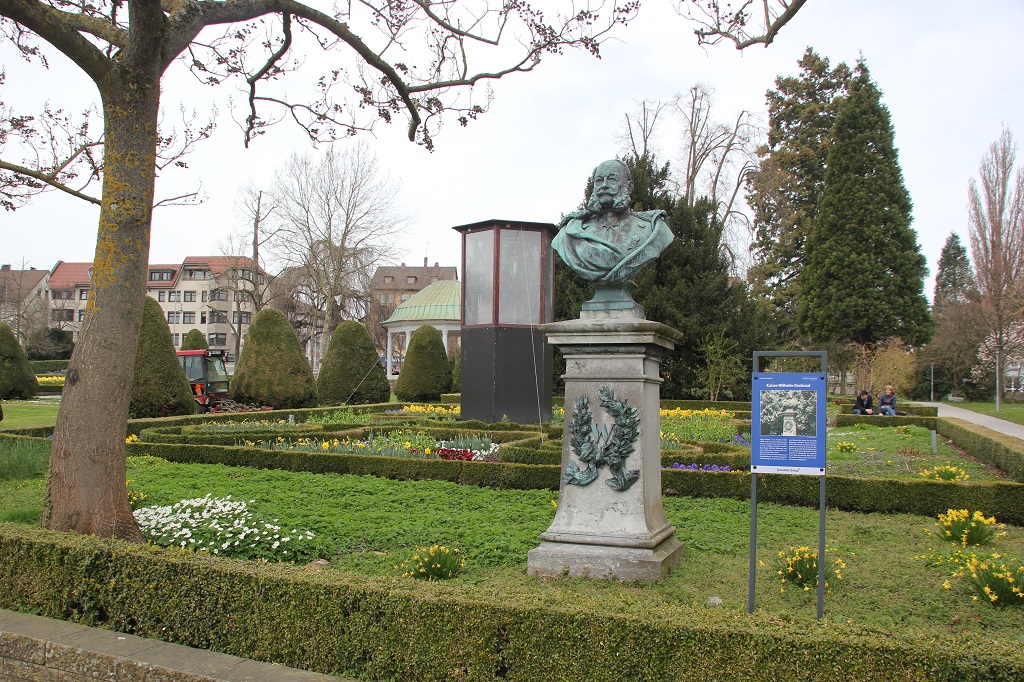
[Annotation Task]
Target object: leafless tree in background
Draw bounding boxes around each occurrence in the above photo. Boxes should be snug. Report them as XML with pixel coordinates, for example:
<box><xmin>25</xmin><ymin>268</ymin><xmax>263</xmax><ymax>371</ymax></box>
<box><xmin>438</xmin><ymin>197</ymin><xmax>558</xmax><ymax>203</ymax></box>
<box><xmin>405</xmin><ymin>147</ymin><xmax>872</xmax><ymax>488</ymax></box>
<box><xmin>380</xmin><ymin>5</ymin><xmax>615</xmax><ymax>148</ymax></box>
<box><xmin>267</xmin><ymin>142</ymin><xmax>408</xmax><ymax>368</ymax></box>
<box><xmin>231</xmin><ymin>182</ymin><xmax>280</xmax><ymax>314</ymax></box>
<box><xmin>674</xmin><ymin>85</ymin><xmax>760</xmax><ymax>274</ymax></box>
<box><xmin>968</xmin><ymin>128</ymin><xmax>1024</xmax><ymax>395</ymax></box>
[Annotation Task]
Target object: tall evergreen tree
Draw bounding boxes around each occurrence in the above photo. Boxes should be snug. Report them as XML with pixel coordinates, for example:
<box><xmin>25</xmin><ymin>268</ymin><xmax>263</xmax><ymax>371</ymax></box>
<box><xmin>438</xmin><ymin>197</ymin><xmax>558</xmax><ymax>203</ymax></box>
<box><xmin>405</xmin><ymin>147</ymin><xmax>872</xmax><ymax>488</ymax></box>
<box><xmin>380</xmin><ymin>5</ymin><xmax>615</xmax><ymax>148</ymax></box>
<box><xmin>747</xmin><ymin>48</ymin><xmax>851</xmax><ymax>333</ymax></box>
<box><xmin>798</xmin><ymin>61</ymin><xmax>933</xmax><ymax>347</ymax></box>
<box><xmin>926</xmin><ymin>232</ymin><xmax>983</xmax><ymax>398</ymax></box>
<box><xmin>934</xmin><ymin>233</ymin><xmax>977</xmax><ymax>304</ymax></box>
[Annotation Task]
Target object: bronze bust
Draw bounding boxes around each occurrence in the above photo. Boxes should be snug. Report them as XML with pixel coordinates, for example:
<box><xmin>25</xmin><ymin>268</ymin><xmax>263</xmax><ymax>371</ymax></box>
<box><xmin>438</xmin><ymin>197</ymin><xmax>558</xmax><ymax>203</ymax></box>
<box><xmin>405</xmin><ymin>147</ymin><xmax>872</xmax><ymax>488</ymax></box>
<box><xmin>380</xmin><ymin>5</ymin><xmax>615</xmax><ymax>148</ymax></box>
<box><xmin>553</xmin><ymin>159</ymin><xmax>674</xmax><ymax>288</ymax></box>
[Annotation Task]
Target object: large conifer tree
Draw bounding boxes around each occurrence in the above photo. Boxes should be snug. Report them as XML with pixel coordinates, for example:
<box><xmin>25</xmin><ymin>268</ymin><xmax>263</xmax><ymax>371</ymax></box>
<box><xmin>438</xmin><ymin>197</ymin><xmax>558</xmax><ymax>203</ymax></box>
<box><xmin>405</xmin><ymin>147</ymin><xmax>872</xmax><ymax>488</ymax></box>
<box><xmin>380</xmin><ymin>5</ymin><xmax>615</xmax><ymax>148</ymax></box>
<box><xmin>798</xmin><ymin>62</ymin><xmax>933</xmax><ymax>347</ymax></box>
<box><xmin>747</xmin><ymin>48</ymin><xmax>851</xmax><ymax>333</ymax></box>
<box><xmin>934</xmin><ymin>233</ymin><xmax>977</xmax><ymax>304</ymax></box>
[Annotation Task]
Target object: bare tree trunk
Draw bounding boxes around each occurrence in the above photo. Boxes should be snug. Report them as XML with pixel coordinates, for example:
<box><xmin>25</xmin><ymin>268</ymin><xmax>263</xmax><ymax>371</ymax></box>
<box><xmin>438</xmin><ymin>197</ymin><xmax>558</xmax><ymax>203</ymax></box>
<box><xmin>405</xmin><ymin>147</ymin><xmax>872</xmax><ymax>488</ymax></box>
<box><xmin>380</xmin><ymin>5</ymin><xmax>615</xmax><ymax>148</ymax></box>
<box><xmin>44</xmin><ymin>73</ymin><xmax>159</xmax><ymax>541</ymax></box>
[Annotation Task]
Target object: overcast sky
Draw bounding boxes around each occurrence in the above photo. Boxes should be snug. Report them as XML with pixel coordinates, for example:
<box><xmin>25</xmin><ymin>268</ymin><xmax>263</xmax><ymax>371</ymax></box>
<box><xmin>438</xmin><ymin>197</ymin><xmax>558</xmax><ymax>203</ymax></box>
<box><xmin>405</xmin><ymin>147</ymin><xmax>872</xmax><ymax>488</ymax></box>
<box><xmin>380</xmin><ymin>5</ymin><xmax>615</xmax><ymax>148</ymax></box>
<box><xmin>3</xmin><ymin>1</ymin><xmax>1023</xmax><ymax>301</ymax></box>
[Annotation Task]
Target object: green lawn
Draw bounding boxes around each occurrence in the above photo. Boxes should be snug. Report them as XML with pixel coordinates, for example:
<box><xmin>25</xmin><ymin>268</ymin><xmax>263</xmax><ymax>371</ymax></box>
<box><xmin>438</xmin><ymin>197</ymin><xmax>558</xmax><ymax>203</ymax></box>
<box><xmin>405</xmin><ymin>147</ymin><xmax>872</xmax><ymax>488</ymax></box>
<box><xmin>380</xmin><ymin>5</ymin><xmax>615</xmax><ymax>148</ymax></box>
<box><xmin>946</xmin><ymin>401</ymin><xmax>1024</xmax><ymax>426</ymax></box>
<box><xmin>3</xmin><ymin>454</ymin><xmax>1022</xmax><ymax>648</ymax></box>
<box><xmin>0</xmin><ymin>399</ymin><xmax>61</xmax><ymax>429</ymax></box>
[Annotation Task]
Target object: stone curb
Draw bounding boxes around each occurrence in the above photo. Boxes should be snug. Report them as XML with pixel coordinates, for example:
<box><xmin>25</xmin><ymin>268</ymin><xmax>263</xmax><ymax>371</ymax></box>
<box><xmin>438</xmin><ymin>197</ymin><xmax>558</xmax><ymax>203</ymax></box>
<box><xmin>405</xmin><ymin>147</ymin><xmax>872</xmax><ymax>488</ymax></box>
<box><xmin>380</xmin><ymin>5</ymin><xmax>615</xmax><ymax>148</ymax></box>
<box><xmin>0</xmin><ymin>609</ymin><xmax>349</xmax><ymax>681</ymax></box>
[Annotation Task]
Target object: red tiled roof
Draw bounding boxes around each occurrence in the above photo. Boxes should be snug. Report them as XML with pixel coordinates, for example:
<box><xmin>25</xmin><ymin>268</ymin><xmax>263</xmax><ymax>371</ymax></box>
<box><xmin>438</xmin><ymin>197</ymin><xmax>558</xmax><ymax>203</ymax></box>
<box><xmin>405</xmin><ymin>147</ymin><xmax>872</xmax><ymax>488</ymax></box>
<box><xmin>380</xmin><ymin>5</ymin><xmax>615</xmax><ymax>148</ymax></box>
<box><xmin>183</xmin><ymin>256</ymin><xmax>258</xmax><ymax>277</ymax></box>
<box><xmin>47</xmin><ymin>262</ymin><xmax>93</xmax><ymax>290</ymax></box>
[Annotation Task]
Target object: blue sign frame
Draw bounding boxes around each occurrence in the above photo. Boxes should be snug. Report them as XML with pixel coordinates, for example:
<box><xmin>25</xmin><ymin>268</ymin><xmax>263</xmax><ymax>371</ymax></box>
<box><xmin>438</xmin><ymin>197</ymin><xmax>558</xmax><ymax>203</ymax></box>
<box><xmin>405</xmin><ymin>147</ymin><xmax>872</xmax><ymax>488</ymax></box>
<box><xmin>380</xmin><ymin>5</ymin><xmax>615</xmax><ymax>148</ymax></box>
<box><xmin>751</xmin><ymin>372</ymin><xmax>827</xmax><ymax>475</ymax></box>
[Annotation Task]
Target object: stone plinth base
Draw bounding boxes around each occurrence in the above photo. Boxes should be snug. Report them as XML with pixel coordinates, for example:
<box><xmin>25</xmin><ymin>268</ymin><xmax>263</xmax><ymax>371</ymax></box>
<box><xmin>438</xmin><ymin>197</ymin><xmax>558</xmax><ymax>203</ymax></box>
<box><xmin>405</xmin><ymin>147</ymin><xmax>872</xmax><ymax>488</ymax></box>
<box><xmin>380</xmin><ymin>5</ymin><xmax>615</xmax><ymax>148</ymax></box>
<box><xmin>527</xmin><ymin>537</ymin><xmax>685</xmax><ymax>581</ymax></box>
<box><xmin>527</xmin><ymin>316</ymin><xmax>684</xmax><ymax>581</ymax></box>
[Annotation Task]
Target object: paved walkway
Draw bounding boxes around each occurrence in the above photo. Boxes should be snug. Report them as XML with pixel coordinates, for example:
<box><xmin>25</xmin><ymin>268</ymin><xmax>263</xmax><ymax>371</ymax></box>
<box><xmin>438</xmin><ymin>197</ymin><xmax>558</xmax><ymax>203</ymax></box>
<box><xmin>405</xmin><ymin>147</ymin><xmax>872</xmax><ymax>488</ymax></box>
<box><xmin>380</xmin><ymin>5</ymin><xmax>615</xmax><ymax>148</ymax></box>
<box><xmin>914</xmin><ymin>402</ymin><xmax>1024</xmax><ymax>441</ymax></box>
<box><xmin>0</xmin><ymin>608</ymin><xmax>351</xmax><ymax>681</ymax></box>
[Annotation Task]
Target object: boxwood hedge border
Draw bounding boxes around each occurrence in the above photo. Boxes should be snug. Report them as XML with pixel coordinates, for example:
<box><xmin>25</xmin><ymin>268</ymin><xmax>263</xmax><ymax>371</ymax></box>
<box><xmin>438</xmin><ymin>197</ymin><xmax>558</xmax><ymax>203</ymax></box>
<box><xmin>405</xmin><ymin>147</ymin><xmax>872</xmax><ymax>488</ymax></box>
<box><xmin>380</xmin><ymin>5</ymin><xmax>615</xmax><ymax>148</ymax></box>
<box><xmin>0</xmin><ymin>523</ymin><xmax>1020</xmax><ymax>682</ymax></box>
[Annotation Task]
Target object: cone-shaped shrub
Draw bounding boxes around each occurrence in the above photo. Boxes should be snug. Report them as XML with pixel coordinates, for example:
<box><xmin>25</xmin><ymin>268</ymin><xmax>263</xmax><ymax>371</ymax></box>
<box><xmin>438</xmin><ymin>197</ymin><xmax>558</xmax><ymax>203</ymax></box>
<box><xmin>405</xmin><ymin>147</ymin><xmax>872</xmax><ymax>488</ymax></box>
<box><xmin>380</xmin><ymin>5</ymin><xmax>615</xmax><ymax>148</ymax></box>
<box><xmin>0</xmin><ymin>323</ymin><xmax>39</xmax><ymax>400</ymax></box>
<box><xmin>130</xmin><ymin>297</ymin><xmax>194</xmax><ymax>418</ymax></box>
<box><xmin>232</xmin><ymin>308</ymin><xmax>317</xmax><ymax>409</ymax></box>
<box><xmin>395</xmin><ymin>324</ymin><xmax>451</xmax><ymax>402</ymax></box>
<box><xmin>180</xmin><ymin>328</ymin><xmax>209</xmax><ymax>350</ymax></box>
<box><xmin>317</xmin><ymin>320</ymin><xmax>390</xmax><ymax>405</ymax></box>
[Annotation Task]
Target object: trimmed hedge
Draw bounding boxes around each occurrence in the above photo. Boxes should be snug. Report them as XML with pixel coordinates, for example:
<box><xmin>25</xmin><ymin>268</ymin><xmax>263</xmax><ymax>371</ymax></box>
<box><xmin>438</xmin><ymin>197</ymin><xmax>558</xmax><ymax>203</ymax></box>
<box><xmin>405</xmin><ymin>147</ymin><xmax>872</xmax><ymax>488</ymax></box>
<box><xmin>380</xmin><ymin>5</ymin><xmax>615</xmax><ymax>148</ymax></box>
<box><xmin>232</xmin><ymin>308</ymin><xmax>317</xmax><ymax>409</ymax></box>
<box><xmin>394</xmin><ymin>325</ymin><xmax>452</xmax><ymax>402</ymax></box>
<box><xmin>938</xmin><ymin>417</ymin><xmax>1024</xmax><ymax>483</ymax></box>
<box><xmin>180</xmin><ymin>329</ymin><xmax>208</xmax><ymax>350</ymax></box>
<box><xmin>661</xmin><ymin>470</ymin><xmax>1024</xmax><ymax>525</ymax></box>
<box><xmin>122</xmin><ymin>437</ymin><xmax>1024</xmax><ymax>525</ymax></box>
<box><xmin>316</xmin><ymin>321</ymin><xmax>390</xmax><ymax>406</ymax></box>
<box><xmin>0</xmin><ymin>524</ymin><xmax>1021</xmax><ymax>681</ymax></box>
<box><xmin>660</xmin><ymin>399</ymin><xmax>752</xmax><ymax>411</ymax></box>
<box><xmin>126</xmin><ymin>441</ymin><xmax>559</xmax><ymax>490</ymax></box>
<box><xmin>838</xmin><ymin>403</ymin><xmax>938</xmax><ymax>416</ymax></box>
<box><xmin>835</xmin><ymin>414</ymin><xmax>937</xmax><ymax>430</ymax></box>
<box><xmin>129</xmin><ymin>297</ymin><xmax>194</xmax><ymax>419</ymax></box>
<box><xmin>29</xmin><ymin>360</ymin><xmax>69</xmax><ymax>373</ymax></box>
<box><xmin>0</xmin><ymin>323</ymin><xmax>38</xmax><ymax>400</ymax></box>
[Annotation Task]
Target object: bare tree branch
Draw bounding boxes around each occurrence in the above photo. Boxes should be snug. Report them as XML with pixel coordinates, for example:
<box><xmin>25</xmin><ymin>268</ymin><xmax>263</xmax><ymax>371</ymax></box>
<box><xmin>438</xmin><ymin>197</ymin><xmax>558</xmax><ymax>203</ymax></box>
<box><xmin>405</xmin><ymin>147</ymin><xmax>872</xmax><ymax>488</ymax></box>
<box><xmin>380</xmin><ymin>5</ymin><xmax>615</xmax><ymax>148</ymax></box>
<box><xmin>677</xmin><ymin>0</ymin><xmax>808</xmax><ymax>50</ymax></box>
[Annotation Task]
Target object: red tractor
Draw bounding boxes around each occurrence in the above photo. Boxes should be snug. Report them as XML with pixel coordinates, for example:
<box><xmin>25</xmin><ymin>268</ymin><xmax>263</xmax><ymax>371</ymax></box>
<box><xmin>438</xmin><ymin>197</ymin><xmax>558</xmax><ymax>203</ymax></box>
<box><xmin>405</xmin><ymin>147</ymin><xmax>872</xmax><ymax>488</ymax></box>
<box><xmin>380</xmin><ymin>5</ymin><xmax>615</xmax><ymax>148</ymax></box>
<box><xmin>177</xmin><ymin>349</ymin><xmax>231</xmax><ymax>412</ymax></box>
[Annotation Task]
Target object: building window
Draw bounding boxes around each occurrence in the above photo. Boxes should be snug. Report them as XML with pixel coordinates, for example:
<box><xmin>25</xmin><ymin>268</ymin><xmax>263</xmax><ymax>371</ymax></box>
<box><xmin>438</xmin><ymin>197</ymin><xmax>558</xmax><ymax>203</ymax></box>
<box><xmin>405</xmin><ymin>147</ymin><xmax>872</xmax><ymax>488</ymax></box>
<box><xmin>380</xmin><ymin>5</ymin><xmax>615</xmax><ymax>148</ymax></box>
<box><xmin>184</xmin><ymin>291</ymin><xmax>196</xmax><ymax>302</ymax></box>
<box><xmin>51</xmin><ymin>309</ymin><xmax>73</xmax><ymax>322</ymax></box>
<box><xmin>158</xmin><ymin>291</ymin><xmax>165</xmax><ymax>302</ymax></box>
<box><xmin>384</xmin><ymin>275</ymin><xmax>393</xmax><ymax>284</ymax></box>
<box><xmin>79</xmin><ymin>289</ymin><xmax>88</xmax><ymax>300</ymax></box>
<box><xmin>183</xmin><ymin>312</ymin><xmax>195</xmax><ymax>324</ymax></box>
<box><xmin>167</xmin><ymin>311</ymin><xmax>181</xmax><ymax>324</ymax></box>
<box><xmin>210</xmin><ymin>310</ymin><xmax>228</xmax><ymax>324</ymax></box>
<box><xmin>379</xmin><ymin>293</ymin><xmax>394</xmax><ymax>305</ymax></box>
<box><xmin>232</xmin><ymin>311</ymin><xmax>252</xmax><ymax>325</ymax></box>
<box><xmin>432</xmin><ymin>276</ymin><xmax>439</xmax><ymax>282</ymax></box>
<box><xmin>52</xmin><ymin>290</ymin><xmax>73</xmax><ymax>300</ymax></box>
<box><xmin>209</xmin><ymin>333</ymin><xmax>227</xmax><ymax>346</ymax></box>
<box><xmin>401</xmin><ymin>293</ymin><xmax>411</xmax><ymax>302</ymax></box>
<box><xmin>173</xmin><ymin>333</ymin><xmax>180</xmax><ymax>346</ymax></box>
<box><xmin>168</xmin><ymin>291</ymin><xmax>181</xmax><ymax>302</ymax></box>
<box><xmin>200</xmin><ymin>311</ymin><xmax>207</xmax><ymax>324</ymax></box>
<box><xmin>212</xmin><ymin>289</ymin><xmax>228</xmax><ymax>301</ymax></box>
<box><xmin>407</xmin><ymin>276</ymin><xmax>417</xmax><ymax>284</ymax></box>
<box><xmin>201</xmin><ymin>291</ymin><xmax>208</xmax><ymax>303</ymax></box>
<box><xmin>149</xmin><ymin>270</ymin><xmax>172</xmax><ymax>281</ymax></box>
<box><xmin>78</xmin><ymin>310</ymin><xmax>87</xmax><ymax>322</ymax></box>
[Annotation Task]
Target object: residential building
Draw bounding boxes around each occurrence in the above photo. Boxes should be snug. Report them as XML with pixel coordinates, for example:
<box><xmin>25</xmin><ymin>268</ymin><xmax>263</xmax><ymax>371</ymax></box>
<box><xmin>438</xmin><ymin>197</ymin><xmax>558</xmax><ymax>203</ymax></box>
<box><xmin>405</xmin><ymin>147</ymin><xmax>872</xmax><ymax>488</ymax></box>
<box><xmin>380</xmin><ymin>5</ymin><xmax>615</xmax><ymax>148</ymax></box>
<box><xmin>369</xmin><ymin>258</ymin><xmax>458</xmax><ymax>309</ymax></box>
<box><xmin>45</xmin><ymin>262</ymin><xmax>93</xmax><ymax>341</ymax></box>
<box><xmin>0</xmin><ymin>264</ymin><xmax>50</xmax><ymax>345</ymax></box>
<box><xmin>34</xmin><ymin>257</ymin><xmax>266</xmax><ymax>359</ymax></box>
<box><xmin>147</xmin><ymin>256</ymin><xmax>268</xmax><ymax>359</ymax></box>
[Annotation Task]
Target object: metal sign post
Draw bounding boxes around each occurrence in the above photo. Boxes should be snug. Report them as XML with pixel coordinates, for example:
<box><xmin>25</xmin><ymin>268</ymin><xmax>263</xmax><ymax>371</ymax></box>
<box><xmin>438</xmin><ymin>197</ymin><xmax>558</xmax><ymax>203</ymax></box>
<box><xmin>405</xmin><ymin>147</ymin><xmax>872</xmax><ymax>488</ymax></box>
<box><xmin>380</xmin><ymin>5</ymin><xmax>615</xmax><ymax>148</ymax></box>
<box><xmin>748</xmin><ymin>351</ymin><xmax>828</xmax><ymax>620</ymax></box>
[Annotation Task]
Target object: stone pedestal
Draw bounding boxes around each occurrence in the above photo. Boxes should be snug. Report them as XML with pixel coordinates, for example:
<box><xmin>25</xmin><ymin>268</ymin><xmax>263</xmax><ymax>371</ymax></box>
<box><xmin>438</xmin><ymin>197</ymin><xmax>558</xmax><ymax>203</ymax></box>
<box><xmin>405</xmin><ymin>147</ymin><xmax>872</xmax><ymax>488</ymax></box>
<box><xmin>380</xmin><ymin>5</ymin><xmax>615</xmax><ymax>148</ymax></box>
<box><xmin>527</xmin><ymin>317</ymin><xmax>685</xmax><ymax>580</ymax></box>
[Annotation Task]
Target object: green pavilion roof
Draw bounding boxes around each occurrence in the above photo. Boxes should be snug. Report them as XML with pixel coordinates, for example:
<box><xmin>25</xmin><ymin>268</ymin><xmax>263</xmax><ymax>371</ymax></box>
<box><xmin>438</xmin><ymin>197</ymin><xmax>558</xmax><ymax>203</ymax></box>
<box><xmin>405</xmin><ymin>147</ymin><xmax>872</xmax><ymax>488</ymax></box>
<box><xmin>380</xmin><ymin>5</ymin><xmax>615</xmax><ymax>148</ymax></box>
<box><xmin>384</xmin><ymin>280</ymin><xmax>461</xmax><ymax>324</ymax></box>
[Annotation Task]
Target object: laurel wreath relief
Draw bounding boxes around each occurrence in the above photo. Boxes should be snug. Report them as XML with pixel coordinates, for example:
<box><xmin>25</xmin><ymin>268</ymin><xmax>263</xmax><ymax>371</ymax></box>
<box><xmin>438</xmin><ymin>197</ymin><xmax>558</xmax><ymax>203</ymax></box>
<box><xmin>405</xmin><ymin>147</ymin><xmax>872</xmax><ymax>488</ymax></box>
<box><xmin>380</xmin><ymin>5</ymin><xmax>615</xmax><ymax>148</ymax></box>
<box><xmin>563</xmin><ymin>386</ymin><xmax>641</xmax><ymax>491</ymax></box>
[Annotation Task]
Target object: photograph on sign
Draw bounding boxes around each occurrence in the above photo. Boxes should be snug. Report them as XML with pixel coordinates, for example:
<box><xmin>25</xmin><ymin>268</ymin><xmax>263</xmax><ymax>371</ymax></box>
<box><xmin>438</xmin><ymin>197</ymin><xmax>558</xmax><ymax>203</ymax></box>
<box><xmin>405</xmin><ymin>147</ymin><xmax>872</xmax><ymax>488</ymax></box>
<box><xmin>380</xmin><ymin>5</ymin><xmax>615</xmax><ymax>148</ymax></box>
<box><xmin>759</xmin><ymin>389</ymin><xmax>817</xmax><ymax>437</ymax></box>
<box><xmin>751</xmin><ymin>374</ymin><xmax>826</xmax><ymax>475</ymax></box>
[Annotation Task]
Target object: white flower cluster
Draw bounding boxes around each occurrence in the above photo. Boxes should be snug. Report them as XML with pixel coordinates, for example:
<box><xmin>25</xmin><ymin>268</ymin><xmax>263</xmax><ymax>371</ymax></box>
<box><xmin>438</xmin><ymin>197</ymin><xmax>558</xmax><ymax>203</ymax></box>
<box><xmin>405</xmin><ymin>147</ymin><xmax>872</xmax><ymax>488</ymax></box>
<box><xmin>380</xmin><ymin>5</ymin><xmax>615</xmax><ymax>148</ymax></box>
<box><xmin>439</xmin><ymin>440</ymin><xmax>501</xmax><ymax>461</ymax></box>
<box><xmin>133</xmin><ymin>494</ymin><xmax>315</xmax><ymax>560</ymax></box>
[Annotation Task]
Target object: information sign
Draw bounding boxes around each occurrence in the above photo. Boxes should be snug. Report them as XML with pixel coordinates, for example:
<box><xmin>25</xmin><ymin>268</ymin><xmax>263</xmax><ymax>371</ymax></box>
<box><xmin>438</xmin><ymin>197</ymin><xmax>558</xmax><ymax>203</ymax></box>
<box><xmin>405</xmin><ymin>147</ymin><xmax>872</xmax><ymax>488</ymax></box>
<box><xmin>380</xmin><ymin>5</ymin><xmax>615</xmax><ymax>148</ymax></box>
<box><xmin>751</xmin><ymin>372</ymin><xmax>827</xmax><ymax>475</ymax></box>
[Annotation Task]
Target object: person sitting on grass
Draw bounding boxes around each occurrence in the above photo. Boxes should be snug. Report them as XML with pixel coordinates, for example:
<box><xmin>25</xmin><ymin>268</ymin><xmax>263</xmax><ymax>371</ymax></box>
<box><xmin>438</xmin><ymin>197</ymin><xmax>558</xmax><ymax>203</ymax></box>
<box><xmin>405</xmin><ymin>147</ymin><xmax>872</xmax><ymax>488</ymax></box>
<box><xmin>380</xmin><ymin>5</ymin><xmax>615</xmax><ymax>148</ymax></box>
<box><xmin>879</xmin><ymin>385</ymin><xmax>897</xmax><ymax>416</ymax></box>
<box><xmin>852</xmin><ymin>390</ymin><xmax>874</xmax><ymax>415</ymax></box>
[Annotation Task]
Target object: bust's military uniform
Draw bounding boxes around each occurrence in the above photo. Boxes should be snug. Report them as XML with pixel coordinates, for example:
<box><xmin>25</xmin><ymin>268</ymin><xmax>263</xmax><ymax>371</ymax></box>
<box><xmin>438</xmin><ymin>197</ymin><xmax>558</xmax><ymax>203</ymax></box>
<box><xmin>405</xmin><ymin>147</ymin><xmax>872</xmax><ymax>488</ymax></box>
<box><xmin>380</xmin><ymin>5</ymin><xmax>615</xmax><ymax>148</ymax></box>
<box><xmin>553</xmin><ymin>209</ymin><xmax>673</xmax><ymax>285</ymax></box>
